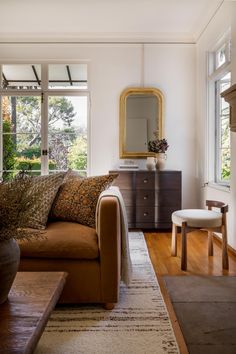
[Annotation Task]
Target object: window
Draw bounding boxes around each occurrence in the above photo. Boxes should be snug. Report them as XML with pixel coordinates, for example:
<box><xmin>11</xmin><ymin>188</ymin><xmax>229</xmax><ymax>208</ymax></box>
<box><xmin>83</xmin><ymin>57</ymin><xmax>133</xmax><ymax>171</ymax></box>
<box><xmin>215</xmin><ymin>73</ymin><xmax>231</xmax><ymax>183</ymax></box>
<box><xmin>214</xmin><ymin>42</ymin><xmax>230</xmax><ymax>70</ymax></box>
<box><xmin>0</xmin><ymin>64</ymin><xmax>89</xmax><ymax>180</ymax></box>
<box><xmin>208</xmin><ymin>40</ymin><xmax>231</xmax><ymax>185</ymax></box>
<box><xmin>2</xmin><ymin>64</ymin><xmax>41</xmax><ymax>90</ymax></box>
<box><xmin>49</xmin><ymin>64</ymin><xmax>87</xmax><ymax>89</ymax></box>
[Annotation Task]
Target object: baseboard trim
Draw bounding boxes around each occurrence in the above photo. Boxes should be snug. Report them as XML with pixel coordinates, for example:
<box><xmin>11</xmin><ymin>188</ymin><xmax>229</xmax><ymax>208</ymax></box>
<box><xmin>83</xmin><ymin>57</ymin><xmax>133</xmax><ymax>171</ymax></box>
<box><xmin>213</xmin><ymin>233</ymin><xmax>236</xmax><ymax>256</ymax></box>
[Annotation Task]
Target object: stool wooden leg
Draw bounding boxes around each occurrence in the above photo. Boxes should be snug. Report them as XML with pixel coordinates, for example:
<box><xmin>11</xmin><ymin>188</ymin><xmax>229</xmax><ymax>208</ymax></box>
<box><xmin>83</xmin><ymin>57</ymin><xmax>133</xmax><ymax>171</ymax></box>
<box><xmin>181</xmin><ymin>222</ymin><xmax>187</xmax><ymax>271</ymax></box>
<box><xmin>222</xmin><ymin>224</ymin><xmax>229</xmax><ymax>270</ymax></box>
<box><xmin>208</xmin><ymin>231</ymin><xmax>214</xmax><ymax>256</ymax></box>
<box><xmin>171</xmin><ymin>223</ymin><xmax>178</xmax><ymax>256</ymax></box>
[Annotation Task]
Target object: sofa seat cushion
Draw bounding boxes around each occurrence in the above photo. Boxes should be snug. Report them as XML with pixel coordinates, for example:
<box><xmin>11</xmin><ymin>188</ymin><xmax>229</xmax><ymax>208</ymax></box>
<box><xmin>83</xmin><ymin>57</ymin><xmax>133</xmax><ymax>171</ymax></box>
<box><xmin>19</xmin><ymin>221</ymin><xmax>99</xmax><ymax>260</ymax></box>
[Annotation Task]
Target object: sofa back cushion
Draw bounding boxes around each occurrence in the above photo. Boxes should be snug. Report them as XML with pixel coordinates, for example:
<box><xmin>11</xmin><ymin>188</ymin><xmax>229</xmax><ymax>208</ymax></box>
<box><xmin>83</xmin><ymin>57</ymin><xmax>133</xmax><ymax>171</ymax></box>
<box><xmin>51</xmin><ymin>174</ymin><xmax>118</xmax><ymax>228</ymax></box>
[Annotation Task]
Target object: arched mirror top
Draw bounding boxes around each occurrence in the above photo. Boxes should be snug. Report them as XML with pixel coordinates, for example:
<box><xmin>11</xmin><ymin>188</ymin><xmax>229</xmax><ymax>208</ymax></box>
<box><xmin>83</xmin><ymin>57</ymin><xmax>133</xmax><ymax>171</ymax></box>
<box><xmin>119</xmin><ymin>87</ymin><xmax>164</xmax><ymax>158</ymax></box>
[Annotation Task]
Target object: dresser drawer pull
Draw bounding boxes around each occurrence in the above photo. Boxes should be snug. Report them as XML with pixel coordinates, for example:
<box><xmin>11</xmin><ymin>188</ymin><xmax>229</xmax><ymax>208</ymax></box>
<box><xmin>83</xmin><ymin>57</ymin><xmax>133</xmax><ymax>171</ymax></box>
<box><xmin>143</xmin><ymin>195</ymin><xmax>148</xmax><ymax>200</ymax></box>
<box><xmin>143</xmin><ymin>212</ymin><xmax>148</xmax><ymax>216</ymax></box>
<box><xmin>143</xmin><ymin>179</ymin><xmax>148</xmax><ymax>184</ymax></box>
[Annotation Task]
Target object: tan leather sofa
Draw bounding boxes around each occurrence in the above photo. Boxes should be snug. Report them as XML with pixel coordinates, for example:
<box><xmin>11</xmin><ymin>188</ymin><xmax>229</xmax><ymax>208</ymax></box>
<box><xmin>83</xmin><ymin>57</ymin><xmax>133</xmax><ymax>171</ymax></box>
<box><xmin>18</xmin><ymin>195</ymin><xmax>121</xmax><ymax>308</ymax></box>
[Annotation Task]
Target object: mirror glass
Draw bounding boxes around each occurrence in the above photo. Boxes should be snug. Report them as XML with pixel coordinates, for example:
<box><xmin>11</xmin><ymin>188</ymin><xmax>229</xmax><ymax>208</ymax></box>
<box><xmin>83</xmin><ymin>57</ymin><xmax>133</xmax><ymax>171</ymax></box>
<box><xmin>120</xmin><ymin>87</ymin><xmax>164</xmax><ymax>158</ymax></box>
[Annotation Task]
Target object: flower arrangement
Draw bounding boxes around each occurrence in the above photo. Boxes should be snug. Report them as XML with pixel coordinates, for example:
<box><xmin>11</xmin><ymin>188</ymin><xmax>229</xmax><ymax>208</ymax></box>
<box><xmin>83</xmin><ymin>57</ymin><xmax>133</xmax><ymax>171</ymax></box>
<box><xmin>148</xmin><ymin>131</ymin><xmax>169</xmax><ymax>154</ymax></box>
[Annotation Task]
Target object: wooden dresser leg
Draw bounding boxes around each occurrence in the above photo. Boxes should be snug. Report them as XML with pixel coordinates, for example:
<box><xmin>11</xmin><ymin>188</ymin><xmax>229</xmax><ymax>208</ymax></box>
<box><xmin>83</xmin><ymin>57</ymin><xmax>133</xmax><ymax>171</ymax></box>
<box><xmin>208</xmin><ymin>231</ymin><xmax>214</xmax><ymax>256</ymax></box>
<box><xmin>103</xmin><ymin>303</ymin><xmax>115</xmax><ymax>310</ymax></box>
<box><xmin>181</xmin><ymin>222</ymin><xmax>187</xmax><ymax>271</ymax></box>
<box><xmin>171</xmin><ymin>223</ymin><xmax>178</xmax><ymax>256</ymax></box>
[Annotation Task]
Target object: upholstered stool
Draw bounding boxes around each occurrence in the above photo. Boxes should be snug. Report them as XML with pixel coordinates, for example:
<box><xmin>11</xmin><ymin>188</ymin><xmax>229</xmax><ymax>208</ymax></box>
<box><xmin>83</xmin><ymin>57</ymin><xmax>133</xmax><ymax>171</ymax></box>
<box><xmin>171</xmin><ymin>200</ymin><xmax>229</xmax><ymax>271</ymax></box>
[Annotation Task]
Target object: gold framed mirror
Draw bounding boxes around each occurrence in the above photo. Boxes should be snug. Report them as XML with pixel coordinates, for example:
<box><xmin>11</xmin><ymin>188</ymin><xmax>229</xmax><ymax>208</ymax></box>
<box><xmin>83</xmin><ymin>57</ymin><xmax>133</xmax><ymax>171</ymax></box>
<box><xmin>119</xmin><ymin>87</ymin><xmax>164</xmax><ymax>158</ymax></box>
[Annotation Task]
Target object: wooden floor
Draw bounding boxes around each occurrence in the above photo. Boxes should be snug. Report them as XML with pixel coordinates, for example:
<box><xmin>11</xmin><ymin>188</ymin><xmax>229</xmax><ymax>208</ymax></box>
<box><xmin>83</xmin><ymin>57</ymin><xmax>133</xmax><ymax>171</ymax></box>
<box><xmin>144</xmin><ymin>230</ymin><xmax>236</xmax><ymax>276</ymax></box>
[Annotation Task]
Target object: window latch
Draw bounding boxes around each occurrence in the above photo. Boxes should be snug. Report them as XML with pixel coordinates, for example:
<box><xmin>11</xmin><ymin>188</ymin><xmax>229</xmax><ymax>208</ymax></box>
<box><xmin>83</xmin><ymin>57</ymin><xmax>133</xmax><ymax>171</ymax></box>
<box><xmin>42</xmin><ymin>149</ymin><xmax>48</xmax><ymax>156</ymax></box>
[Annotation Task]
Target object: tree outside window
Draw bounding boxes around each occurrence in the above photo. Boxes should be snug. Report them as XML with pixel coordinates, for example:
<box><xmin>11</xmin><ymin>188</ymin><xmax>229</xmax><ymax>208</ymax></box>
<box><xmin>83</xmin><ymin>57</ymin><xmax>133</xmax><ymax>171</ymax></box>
<box><xmin>2</xmin><ymin>95</ymin><xmax>87</xmax><ymax>180</ymax></box>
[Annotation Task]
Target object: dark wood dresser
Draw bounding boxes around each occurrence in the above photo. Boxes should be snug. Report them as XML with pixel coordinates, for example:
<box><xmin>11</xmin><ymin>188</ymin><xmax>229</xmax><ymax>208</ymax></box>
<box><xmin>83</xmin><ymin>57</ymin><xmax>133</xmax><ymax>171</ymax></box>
<box><xmin>110</xmin><ymin>170</ymin><xmax>181</xmax><ymax>229</ymax></box>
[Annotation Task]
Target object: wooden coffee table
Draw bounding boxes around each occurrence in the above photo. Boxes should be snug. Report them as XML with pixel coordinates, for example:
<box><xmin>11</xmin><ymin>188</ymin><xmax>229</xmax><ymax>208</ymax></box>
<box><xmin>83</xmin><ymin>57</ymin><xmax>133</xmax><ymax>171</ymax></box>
<box><xmin>0</xmin><ymin>272</ymin><xmax>67</xmax><ymax>354</ymax></box>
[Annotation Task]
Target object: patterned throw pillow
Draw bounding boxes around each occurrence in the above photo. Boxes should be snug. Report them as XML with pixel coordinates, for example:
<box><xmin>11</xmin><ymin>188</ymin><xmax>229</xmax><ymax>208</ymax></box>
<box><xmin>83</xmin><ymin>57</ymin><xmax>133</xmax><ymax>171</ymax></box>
<box><xmin>51</xmin><ymin>174</ymin><xmax>118</xmax><ymax>228</ymax></box>
<box><xmin>0</xmin><ymin>172</ymin><xmax>66</xmax><ymax>233</ymax></box>
<box><xmin>0</xmin><ymin>177</ymin><xmax>28</xmax><ymax>233</ymax></box>
<box><xmin>21</xmin><ymin>172</ymin><xmax>66</xmax><ymax>229</ymax></box>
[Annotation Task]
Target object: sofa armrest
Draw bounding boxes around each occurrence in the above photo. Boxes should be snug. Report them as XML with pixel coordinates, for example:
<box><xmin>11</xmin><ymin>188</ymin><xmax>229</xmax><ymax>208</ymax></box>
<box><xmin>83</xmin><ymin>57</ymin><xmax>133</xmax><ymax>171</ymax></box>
<box><xmin>96</xmin><ymin>196</ymin><xmax>121</xmax><ymax>303</ymax></box>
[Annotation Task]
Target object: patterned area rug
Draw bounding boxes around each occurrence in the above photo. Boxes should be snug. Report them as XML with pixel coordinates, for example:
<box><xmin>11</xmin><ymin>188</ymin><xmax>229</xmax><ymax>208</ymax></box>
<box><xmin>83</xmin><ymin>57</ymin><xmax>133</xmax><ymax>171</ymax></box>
<box><xmin>35</xmin><ymin>231</ymin><xmax>179</xmax><ymax>354</ymax></box>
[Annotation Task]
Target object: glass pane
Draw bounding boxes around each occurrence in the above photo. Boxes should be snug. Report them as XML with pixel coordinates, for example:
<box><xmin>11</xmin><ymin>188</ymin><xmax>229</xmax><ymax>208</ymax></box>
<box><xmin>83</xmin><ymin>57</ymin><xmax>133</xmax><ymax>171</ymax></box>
<box><xmin>48</xmin><ymin>96</ymin><xmax>87</xmax><ymax>173</ymax></box>
<box><xmin>221</xmin><ymin>148</ymin><xmax>230</xmax><ymax>181</ymax></box>
<box><xmin>48</xmin><ymin>64</ymin><xmax>87</xmax><ymax>89</ymax></box>
<box><xmin>3</xmin><ymin>133</ymin><xmax>41</xmax><ymax>176</ymax></box>
<box><xmin>218</xmin><ymin>72</ymin><xmax>231</xmax><ymax>182</ymax></box>
<box><xmin>2</xmin><ymin>96</ymin><xmax>40</xmax><ymax>133</ymax></box>
<box><xmin>215</xmin><ymin>46</ymin><xmax>226</xmax><ymax>70</ymax></box>
<box><xmin>2</xmin><ymin>64</ymin><xmax>41</xmax><ymax>90</ymax></box>
<box><xmin>2</xmin><ymin>96</ymin><xmax>41</xmax><ymax>180</ymax></box>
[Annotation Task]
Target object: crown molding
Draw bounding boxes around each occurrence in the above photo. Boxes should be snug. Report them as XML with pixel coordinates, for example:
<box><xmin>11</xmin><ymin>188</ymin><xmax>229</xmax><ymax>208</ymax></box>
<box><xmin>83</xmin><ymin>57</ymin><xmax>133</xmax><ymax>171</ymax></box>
<box><xmin>0</xmin><ymin>31</ymin><xmax>196</xmax><ymax>45</ymax></box>
<box><xmin>192</xmin><ymin>0</ymin><xmax>225</xmax><ymax>42</ymax></box>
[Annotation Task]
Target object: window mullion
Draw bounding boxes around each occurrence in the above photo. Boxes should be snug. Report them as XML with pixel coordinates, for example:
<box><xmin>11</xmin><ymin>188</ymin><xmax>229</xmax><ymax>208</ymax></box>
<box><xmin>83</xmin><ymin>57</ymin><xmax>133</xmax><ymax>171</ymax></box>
<box><xmin>41</xmin><ymin>64</ymin><xmax>48</xmax><ymax>175</ymax></box>
<box><xmin>41</xmin><ymin>93</ymin><xmax>48</xmax><ymax>175</ymax></box>
<box><xmin>215</xmin><ymin>81</ymin><xmax>221</xmax><ymax>183</ymax></box>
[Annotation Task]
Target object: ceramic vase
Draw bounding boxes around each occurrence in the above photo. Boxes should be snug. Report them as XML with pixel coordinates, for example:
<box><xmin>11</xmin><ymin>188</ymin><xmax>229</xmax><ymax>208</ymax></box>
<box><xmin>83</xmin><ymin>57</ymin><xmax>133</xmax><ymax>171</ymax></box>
<box><xmin>146</xmin><ymin>157</ymin><xmax>156</xmax><ymax>170</ymax></box>
<box><xmin>155</xmin><ymin>153</ymin><xmax>166</xmax><ymax>170</ymax></box>
<box><xmin>0</xmin><ymin>238</ymin><xmax>20</xmax><ymax>304</ymax></box>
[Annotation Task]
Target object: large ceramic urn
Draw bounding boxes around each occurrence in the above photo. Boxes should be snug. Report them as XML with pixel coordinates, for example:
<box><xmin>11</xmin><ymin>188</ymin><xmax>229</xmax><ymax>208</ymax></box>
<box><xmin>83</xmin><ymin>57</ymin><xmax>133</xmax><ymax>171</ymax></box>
<box><xmin>0</xmin><ymin>238</ymin><xmax>20</xmax><ymax>304</ymax></box>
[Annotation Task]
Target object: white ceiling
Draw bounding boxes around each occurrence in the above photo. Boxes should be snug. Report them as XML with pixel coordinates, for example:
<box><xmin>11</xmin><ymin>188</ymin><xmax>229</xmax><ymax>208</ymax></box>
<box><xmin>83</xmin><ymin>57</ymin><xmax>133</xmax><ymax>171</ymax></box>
<box><xmin>0</xmin><ymin>0</ymin><xmax>227</xmax><ymax>43</ymax></box>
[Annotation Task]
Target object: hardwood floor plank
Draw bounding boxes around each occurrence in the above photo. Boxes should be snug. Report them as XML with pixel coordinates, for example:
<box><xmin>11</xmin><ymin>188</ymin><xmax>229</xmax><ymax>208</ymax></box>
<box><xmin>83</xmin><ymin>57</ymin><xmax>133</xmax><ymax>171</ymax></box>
<box><xmin>145</xmin><ymin>230</ymin><xmax>236</xmax><ymax>276</ymax></box>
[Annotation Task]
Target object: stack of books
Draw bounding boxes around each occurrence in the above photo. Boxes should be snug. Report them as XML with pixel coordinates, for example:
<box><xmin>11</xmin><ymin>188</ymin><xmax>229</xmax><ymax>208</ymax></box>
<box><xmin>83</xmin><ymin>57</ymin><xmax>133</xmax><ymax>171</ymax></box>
<box><xmin>119</xmin><ymin>160</ymin><xmax>139</xmax><ymax>169</ymax></box>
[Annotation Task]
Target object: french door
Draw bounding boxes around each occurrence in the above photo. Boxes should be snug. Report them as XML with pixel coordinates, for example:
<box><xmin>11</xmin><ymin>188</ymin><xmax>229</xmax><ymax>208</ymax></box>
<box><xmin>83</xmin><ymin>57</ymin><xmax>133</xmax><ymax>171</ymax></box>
<box><xmin>0</xmin><ymin>63</ymin><xmax>89</xmax><ymax>180</ymax></box>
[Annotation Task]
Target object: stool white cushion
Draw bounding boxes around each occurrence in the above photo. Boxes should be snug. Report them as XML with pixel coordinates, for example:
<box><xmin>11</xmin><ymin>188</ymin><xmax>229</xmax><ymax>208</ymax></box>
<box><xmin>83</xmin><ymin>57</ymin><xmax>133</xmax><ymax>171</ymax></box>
<box><xmin>172</xmin><ymin>209</ymin><xmax>222</xmax><ymax>228</ymax></box>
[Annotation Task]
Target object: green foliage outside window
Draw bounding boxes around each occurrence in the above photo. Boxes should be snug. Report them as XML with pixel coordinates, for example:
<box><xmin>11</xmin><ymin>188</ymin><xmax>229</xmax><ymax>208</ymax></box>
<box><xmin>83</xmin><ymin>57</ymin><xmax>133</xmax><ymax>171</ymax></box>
<box><xmin>68</xmin><ymin>136</ymin><xmax>87</xmax><ymax>171</ymax></box>
<box><xmin>2</xmin><ymin>95</ymin><xmax>87</xmax><ymax>179</ymax></box>
<box><xmin>15</xmin><ymin>156</ymin><xmax>56</xmax><ymax>171</ymax></box>
<box><xmin>220</xmin><ymin>106</ymin><xmax>230</xmax><ymax>182</ymax></box>
<box><xmin>2</xmin><ymin>120</ymin><xmax>16</xmax><ymax>180</ymax></box>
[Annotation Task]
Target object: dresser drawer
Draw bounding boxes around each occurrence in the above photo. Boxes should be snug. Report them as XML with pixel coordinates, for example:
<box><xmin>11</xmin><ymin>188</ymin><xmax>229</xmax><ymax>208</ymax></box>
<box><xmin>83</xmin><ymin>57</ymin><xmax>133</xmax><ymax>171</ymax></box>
<box><xmin>136</xmin><ymin>206</ymin><xmax>155</xmax><ymax>223</ymax></box>
<box><xmin>156</xmin><ymin>207</ymin><xmax>178</xmax><ymax>222</ymax></box>
<box><xmin>120</xmin><ymin>190</ymin><xmax>134</xmax><ymax>206</ymax></box>
<box><xmin>126</xmin><ymin>206</ymin><xmax>135</xmax><ymax>223</ymax></box>
<box><xmin>156</xmin><ymin>172</ymin><xmax>181</xmax><ymax>190</ymax></box>
<box><xmin>136</xmin><ymin>172</ymin><xmax>155</xmax><ymax>190</ymax></box>
<box><xmin>156</xmin><ymin>190</ymin><xmax>182</xmax><ymax>207</ymax></box>
<box><xmin>111</xmin><ymin>171</ymin><xmax>133</xmax><ymax>189</ymax></box>
<box><xmin>136</xmin><ymin>190</ymin><xmax>155</xmax><ymax>206</ymax></box>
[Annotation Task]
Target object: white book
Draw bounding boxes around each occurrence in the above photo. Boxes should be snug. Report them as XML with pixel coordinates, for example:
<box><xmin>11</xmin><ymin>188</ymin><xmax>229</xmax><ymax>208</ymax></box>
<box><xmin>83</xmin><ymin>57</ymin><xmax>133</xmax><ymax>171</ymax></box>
<box><xmin>119</xmin><ymin>164</ymin><xmax>139</xmax><ymax>169</ymax></box>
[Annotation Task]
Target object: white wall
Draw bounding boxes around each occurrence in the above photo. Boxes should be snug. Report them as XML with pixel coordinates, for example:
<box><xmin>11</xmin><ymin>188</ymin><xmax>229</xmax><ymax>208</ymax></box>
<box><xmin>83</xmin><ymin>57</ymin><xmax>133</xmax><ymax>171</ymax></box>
<box><xmin>144</xmin><ymin>45</ymin><xmax>197</xmax><ymax>208</ymax></box>
<box><xmin>196</xmin><ymin>1</ymin><xmax>236</xmax><ymax>248</ymax></box>
<box><xmin>0</xmin><ymin>42</ymin><xmax>196</xmax><ymax>208</ymax></box>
